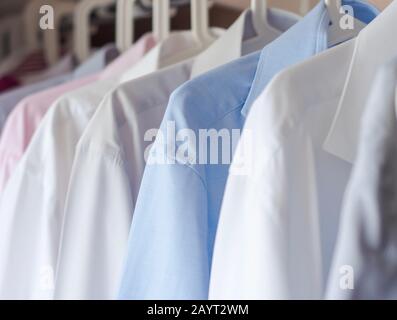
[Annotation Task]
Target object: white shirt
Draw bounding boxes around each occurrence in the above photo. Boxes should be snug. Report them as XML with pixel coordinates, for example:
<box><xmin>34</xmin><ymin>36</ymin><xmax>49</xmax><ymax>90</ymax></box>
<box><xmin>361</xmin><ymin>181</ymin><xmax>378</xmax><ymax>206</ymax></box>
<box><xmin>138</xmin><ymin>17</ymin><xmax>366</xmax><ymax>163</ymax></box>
<box><xmin>54</xmin><ymin>9</ymin><xmax>300</xmax><ymax>300</ymax></box>
<box><xmin>326</xmin><ymin>58</ymin><xmax>397</xmax><ymax>300</ymax></box>
<box><xmin>209</xmin><ymin>1</ymin><xmax>397</xmax><ymax>300</ymax></box>
<box><xmin>0</xmin><ymin>32</ymin><xmax>204</xmax><ymax>300</ymax></box>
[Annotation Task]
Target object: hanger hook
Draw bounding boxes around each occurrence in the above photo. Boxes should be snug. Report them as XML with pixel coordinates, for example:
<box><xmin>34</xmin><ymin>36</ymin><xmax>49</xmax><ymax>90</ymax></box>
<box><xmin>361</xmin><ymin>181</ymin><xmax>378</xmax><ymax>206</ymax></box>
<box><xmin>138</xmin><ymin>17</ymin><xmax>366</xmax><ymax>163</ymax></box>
<box><xmin>191</xmin><ymin>0</ymin><xmax>215</xmax><ymax>46</ymax></box>
<box><xmin>325</xmin><ymin>0</ymin><xmax>343</xmax><ymax>24</ymax></box>
<box><xmin>75</xmin><ymin>0</ymin><xmax>117</xmax><ymax>62</ymax></box>
<box><xmin>117</xmin><ymin>0</ymin><xmax>171</xmax><ymax>51</ymax></box>
<box><xmin>251</xmin><ymin>0</ymin><xmax>272</xmax><ymax>37</ymax></box>
<box><xmin>153</xmin><ymin>0</ymin><xmax>170</xmax><ymax>42</ymax></box>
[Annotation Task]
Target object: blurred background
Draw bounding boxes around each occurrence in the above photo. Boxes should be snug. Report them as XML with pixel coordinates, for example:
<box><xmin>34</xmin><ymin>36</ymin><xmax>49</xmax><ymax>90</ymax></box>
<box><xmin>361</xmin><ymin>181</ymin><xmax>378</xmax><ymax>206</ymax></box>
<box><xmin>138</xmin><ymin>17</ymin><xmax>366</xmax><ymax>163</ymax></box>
<box><xmin>0</xmin><ymin>0</ymin><xmax>392</xmax><ymax>79</ymax></box>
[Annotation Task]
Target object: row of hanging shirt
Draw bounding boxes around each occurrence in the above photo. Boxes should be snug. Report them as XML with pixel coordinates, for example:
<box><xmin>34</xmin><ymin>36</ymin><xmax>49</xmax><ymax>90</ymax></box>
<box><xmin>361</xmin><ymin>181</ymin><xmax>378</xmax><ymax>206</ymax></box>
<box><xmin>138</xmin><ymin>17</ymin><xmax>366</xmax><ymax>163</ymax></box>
<box><xmin>0</xmin><ymin>0</ymin><xmax>395</xmax><ymax>300</ymax></box>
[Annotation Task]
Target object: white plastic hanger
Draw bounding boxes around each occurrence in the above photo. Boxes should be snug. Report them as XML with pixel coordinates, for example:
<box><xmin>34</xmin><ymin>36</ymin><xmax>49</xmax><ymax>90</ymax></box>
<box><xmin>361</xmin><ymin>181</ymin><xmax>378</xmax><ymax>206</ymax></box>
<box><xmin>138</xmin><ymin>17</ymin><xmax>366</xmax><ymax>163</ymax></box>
<box><xmin>117</xmin><ymin>0</ymin><xmax>172</xmax><ymax>53</ymax></box>
<box><xmin>118</xmin><ymin>0</ymin><xmax>215</xmax><ymax>51</ymax></box>
<box><xmin>23</xmin><ymin>0</ymin><xmax>50</xmax><ymax>53</ymax></box>
<box><xmin>160</xmin><ymin>0</ymin><xmax>219</xmax><ymax>66</ymax></box>
<box><xmin>19</xmin><ymin>0</ymin><xmax>77</xmax><ymax>66</ymax></box>
<box><xmin>191</xmin><ymin>0</ymin><xmax>216</xmax><ymax>46</ymax></box>
<box><xmin>24</xmin><ymin>0</ymin><xmax>76</xmax><ymax>55</ymax></box>
<box><xmin>326</xmin><ymin>0</ymin><xmax>343</xmax><ymax>24</ymax></box>
<box><xmin>251</xmin><ymin>0</ymin><xmax>282</xmax><ymax>42</ymax></box>
<box><xmin>0</xmin><ymin>12</ymin><xmax>25</xmax><ymax>76</ymax></box>
<box><xmin>116</xmin><ymin>0</ymin><xmax>134</xmax><ymax>53</ymax></box>
<box><xmin>74</xmin><ymin>0</ymin><xmax>117</xmax><ymax>63</ymax></box>
<box><xmin>0</xmin><ymin>14</ymin><xmax>23</xmax><ymax>60</ymax></box>
<box><xmin>43</xmin><ymin>1</ymin><xmax>77</xmax><ymax>66</ymax></box>
<box><xmin>1</xmin><ymin>0</ymin><xmax>77</xmax><ymax>74</ymax></box>
<box><xmin>299</xmin><ymin>0</ymin><xmax>312</xmax><ymax>16</ymax></box>
<box><xmin>153</xmin><ymin>0</ymin><xmax>171</xmax><ymax>42</ymax></box>
<box><xmin>118</xmin><ymin>0</ymin><xmax>216</xmax><ymax>66</ymax></box>
<box><xmin>325</xmin><ymin>0</ymin><xmax>367</xmax><ymax>47</ymax></box>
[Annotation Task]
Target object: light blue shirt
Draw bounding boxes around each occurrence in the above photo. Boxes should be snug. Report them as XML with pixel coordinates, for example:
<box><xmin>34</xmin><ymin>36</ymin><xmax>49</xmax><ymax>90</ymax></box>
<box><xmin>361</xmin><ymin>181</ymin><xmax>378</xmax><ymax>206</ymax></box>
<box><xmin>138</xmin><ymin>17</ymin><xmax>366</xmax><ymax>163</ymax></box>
<box><xmin>0</xmin><ymin>44</ymin><xmax>119</xmax><ymax>132</ymax></box>
<box><xmin>119</xmin><ymin>1</ymin><xmax>379</xmax><ymax>300</ymax></box>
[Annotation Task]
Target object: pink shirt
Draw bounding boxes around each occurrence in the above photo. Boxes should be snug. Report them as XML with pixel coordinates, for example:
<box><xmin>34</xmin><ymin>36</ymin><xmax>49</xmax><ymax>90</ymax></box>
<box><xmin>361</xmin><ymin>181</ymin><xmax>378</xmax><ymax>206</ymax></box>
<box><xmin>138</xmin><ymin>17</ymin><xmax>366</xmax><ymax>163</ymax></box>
<box><xmin>0</xmin><ymin>34</ymin><xmax>156</xmax><ymax>192</ymax></box>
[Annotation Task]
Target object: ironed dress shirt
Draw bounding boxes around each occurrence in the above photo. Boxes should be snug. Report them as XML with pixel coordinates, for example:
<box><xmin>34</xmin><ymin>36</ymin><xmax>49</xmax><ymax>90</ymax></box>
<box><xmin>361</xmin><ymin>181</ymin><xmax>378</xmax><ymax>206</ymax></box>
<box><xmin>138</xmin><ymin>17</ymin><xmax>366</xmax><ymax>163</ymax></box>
<box><xmin>209</xmin><ymin>42</ymin><xmax>356</xmax><ymax>300</ymax></box>
<box><xmin>73</xmin><ymin>45</ymin><xmax>121</xmax><ymax>79</ymax></box>
<box><xmin>209</xmin><ymin>1</ymin><xmax>397</xmax><ymax>300</ymax></box>
<box><xmin>0</xmin><ymin>74</ymin><xmax>69</xmax><ymax>132</ymax></box>
<box><xmin>0</xmin><ymin>44</ymin><xmax>120</xmax><ymax>193</ymax></box>
<box><xmin>0</xmin><ymin>44</ymin><xmax>119</xmax><ymax>134</ymax></box>
<box><xmin>326</xmin><ymin>59</ymin><xmax>397</xmax><ymax>300</ymax></box>
<box><xmin>117</xmin><ymin>0</ymin><xmax>378</xmax><ymax>301</ymax></box>
<box><xmin>55</xmin><ymin>8</ymin><xmax>300</xmax><ymax>300</ymax></box>
<box><xmin>0</xmin><ymin>31</ymin><xmax>216</xmax><ymax>300</ymax></box>
<box><xmin>0</xmin><ymin>36</ymin><xmax>155</xmax><ymax>300</ymax></box>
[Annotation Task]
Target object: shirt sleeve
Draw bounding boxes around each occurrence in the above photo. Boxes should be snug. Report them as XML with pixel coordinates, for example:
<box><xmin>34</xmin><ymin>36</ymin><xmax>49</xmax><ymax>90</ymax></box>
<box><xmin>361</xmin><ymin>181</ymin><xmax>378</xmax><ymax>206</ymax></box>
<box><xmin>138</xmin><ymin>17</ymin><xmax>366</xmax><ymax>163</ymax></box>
<box><xmin>326</xmin><ymin>62</ymin><xmax>397</xmax><ymax>300</ymax></box>
<box><xmin>0</xmin><ymin>101</ymin><xmax>81</xmax><ymax>299</ymax></box>
<box><xmin>54</xmin><ymin>145</ymin><xmax>134</xmax><ymax>300</ymax></box>
<box><xmin>209</xmin><ymin>95</ymin><xmax>323</xmax><ymax>300</ymax></box>
<box><xmin>0</xmin><ymin>101</ymin><xmax>32</xmax><ymax>193</ymax></box>
<box><xmin>118</xmin><ymin>162</ymin><xmax>209</xmax><ymax>300</ymax></box>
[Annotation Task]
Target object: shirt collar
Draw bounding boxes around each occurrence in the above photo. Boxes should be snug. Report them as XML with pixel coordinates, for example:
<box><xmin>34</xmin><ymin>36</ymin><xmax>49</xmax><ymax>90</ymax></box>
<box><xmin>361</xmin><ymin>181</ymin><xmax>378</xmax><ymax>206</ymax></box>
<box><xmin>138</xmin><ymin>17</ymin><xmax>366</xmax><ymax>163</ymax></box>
<box><xmin>99</xmin><ymin>33</ymin><xmax>156</xmax><ymax>80</ymax></box>
<box><xmin>324</xmin><ymin>1</ymin><xmax>397</xmax><ymax>163</ymax></box>
<box><xmin>120</xmin><ymin>31</ymin><xmax>209</xmax><ymax>83</ymax></box>
<box><xmin>190</xmin><ymin>9</ymin><xmax>300</xmax><ymax>79</ymax></box>
<box><xmin>190</xmin><ymin>10</ymin><xmax>251</xmax><ymax>79</ymax></box>
<box><xmin>241</xmin><ymin>0</ymin><xmax>379</xmax><ymax>117</ymax></box>
<box><xmin>73</xmin><ymin>44</ymin><xmax>119</xmax><ymax>79</ymax></box>
<box><xmin>121</xmin><ymin>7</ymin><xmax>300</xmax><ymax>84</ymax></box>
